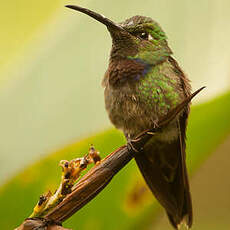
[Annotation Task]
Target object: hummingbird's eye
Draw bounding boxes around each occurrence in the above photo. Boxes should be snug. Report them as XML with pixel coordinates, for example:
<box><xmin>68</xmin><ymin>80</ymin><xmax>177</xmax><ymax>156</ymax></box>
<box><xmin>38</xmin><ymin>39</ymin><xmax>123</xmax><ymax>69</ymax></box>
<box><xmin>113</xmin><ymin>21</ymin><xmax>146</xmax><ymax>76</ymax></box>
<box><xmin>138</xmin><ymin>32</ymin><xmax>153</xmax><ymax>41</ymax></box>
<box><xmin>139</xmin><ymin>32</ymin><xmax>148</xmax><ymax>40</ymax></box>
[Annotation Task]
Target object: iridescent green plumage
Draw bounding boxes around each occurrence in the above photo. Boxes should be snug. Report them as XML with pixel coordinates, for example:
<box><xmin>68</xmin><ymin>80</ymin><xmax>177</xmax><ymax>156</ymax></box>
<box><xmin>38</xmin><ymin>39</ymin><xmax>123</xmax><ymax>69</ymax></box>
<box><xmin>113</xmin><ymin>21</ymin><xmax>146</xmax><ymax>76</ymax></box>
<box><xmin>137</xmin><ymin>62</ymin><xmax>181</xmax><ymax>114</ymax></box>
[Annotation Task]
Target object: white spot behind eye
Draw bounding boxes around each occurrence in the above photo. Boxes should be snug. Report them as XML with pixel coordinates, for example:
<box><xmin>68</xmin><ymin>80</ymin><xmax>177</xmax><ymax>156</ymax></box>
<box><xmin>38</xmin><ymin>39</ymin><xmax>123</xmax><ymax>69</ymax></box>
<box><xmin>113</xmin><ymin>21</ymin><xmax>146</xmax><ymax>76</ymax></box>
<box><xmin>148</xmin><ymin>34</ymin><xmax>153</xmax><ymax>40</ymax></box>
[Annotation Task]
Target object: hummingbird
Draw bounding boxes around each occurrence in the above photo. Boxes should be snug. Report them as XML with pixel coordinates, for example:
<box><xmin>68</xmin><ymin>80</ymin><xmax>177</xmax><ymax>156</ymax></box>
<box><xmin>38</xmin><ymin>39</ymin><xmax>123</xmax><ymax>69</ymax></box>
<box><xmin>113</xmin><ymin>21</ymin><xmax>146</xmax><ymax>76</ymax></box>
<box><xmin>66</xmin><ymin>5</ymin><xmax>193</xmax><ymax>229</ymax></box>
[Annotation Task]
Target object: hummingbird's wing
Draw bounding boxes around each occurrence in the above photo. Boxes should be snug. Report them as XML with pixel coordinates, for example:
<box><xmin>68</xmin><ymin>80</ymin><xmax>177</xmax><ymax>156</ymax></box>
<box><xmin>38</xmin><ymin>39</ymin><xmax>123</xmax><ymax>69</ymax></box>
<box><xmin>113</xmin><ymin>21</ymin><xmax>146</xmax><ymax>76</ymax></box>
<box><xmin>134</xmin><ymin>118</ymin><xmax>192</xmax><ymax>229</ymax></box>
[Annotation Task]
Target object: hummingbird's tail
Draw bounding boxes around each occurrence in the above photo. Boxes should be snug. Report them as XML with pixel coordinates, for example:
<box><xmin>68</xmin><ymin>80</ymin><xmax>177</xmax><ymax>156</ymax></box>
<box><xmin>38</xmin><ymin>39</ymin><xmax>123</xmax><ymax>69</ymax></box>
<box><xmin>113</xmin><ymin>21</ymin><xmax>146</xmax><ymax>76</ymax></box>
<box><xmin>134</xmin><ymin>126</ymin><xmax>192</xmax><ymax>229</ymax></box>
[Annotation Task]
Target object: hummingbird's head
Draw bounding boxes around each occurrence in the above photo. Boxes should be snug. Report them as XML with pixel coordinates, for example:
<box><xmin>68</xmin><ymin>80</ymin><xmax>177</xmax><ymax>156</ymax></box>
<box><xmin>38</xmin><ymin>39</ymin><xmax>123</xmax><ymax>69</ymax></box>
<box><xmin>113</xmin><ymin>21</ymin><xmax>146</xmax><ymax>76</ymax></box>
<box><xmin>65</xmin><ymin>5</ymin><xmax>171</xmax><ymax>59</ymax></box>
<box><xmin>119</xmin><ymin>16</ymin><xmax>168</xmax><ymax>47</ymax></box>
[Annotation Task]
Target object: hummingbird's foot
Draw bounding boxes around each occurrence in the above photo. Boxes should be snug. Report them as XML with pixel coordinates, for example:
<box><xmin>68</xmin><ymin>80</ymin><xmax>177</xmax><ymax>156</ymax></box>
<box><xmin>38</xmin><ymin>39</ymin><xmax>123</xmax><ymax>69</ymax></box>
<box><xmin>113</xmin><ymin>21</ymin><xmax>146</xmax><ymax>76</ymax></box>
<box><xmin>126</xmin><ymin>138</ymin><xmax>140</xmax><ymax>153</ymax></box>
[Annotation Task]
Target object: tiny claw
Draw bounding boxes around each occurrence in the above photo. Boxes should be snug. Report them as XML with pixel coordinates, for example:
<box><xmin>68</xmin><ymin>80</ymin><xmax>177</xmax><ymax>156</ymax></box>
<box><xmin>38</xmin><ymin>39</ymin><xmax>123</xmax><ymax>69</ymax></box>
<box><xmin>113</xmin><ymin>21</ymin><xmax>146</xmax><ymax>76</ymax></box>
<box><xmin>127</xmin><ymin>139</ymin><xmax>139</xmax><ymax>153</ymax></box>
<box><xmin>131</xmin><ymin>137</ymin><xmax>142</xmax><ymax>142</ymax></box>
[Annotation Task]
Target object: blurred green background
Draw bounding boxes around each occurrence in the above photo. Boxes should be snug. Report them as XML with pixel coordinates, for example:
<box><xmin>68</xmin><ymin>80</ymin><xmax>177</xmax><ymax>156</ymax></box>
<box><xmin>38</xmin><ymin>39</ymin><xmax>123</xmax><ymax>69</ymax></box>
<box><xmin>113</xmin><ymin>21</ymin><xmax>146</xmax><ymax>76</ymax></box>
<box><xmin>0</xmin><ymin>0</ymin><xmax>230</xmax><ymax>229</ymax></box>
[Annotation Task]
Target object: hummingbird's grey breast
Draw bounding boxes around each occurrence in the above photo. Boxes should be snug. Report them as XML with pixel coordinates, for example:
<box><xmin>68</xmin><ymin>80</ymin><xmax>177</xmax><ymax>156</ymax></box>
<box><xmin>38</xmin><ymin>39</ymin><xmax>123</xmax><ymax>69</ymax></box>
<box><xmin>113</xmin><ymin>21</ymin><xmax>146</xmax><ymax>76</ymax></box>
<box><xmin>103</xmin><ymin>57</ymin><xmax>188</xmax><ymax>141</ymax></box>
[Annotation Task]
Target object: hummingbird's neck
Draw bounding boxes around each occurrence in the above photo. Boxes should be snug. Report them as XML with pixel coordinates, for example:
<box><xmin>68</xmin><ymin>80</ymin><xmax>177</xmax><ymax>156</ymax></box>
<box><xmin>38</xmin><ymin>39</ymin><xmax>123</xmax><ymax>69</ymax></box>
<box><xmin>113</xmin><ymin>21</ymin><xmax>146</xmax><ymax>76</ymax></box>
<box><xmin>108</xmin><ymin>28</ymin><xmax>139</xmax><ymax>59</ymax></box>
<box><xmin>109</xmin><ymin>41</ymin><xmax>139</xmax><ymax>60</ymax></box>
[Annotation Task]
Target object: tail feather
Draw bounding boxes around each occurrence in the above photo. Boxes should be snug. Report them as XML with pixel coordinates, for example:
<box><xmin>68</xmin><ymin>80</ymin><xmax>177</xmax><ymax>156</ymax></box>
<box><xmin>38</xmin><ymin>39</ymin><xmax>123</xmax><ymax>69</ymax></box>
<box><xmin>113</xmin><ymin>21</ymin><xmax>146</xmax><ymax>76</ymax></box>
<box><xmin>134</xmin><ymin>130</ymin><xmax>192</xmax><ymax>228</ymax></box>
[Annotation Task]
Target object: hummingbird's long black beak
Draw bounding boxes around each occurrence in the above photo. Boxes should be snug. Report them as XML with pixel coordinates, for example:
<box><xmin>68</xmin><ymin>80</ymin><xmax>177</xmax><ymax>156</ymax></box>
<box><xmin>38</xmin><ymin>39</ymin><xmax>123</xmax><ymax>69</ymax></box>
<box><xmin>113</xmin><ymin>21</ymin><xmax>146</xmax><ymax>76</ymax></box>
<box><xmin>65</xmin><ymin>5</ymin><xmax>124</xmax><ymax>32</ymax></box>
